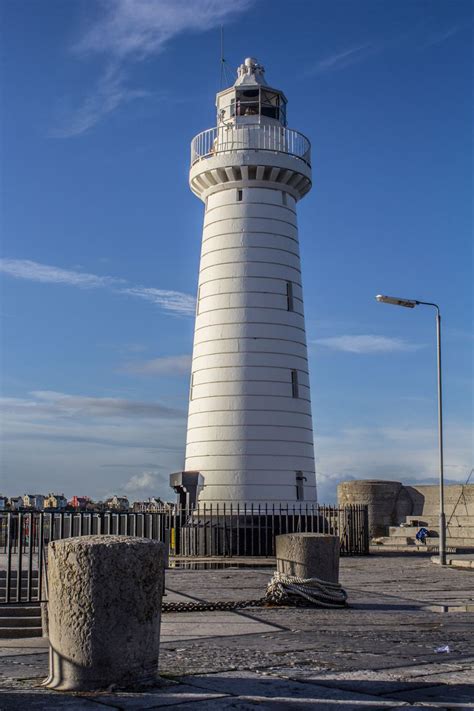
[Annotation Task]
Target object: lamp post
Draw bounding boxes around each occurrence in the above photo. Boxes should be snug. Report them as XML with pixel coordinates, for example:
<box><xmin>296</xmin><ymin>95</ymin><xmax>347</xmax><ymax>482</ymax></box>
<box><xmin>375</xmin><ymin>294</ymin><xmax>446</xmax><ymax>566</ymax></box>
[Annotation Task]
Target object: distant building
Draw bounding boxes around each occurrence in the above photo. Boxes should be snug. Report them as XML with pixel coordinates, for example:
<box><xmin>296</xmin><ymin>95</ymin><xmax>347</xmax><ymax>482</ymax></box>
<box><xmin>68</xmin><ymin>495</ymin><xmax>94</xmax><ymax>510</ymax></box>
<box><xmin>105</xmin><ymin>495</ymin><xmax>129</xmax><ymax>512</ymax></box>
<box><xmin>22</xmin><ymin>494</ymin><xmax>45</xmax><ymax>510</ymax></box>
<box><xmin>8</xmin><ymin>497</ymin><xmax>22</xmax><ymax>511</ymax></box>
<box><xmin>132</xmin><ymin>497</ymin><xmax>165</xmax><ymax>513</ymax></box>
<box><xmin>44</xmin><ymin>493</ymin><xmax>68</xmax><ymax>510</ymax></box>
<box><xmin>0</xmin><ymin>496</ymin><xmax>7</xmax><ymax>511</ymax></box>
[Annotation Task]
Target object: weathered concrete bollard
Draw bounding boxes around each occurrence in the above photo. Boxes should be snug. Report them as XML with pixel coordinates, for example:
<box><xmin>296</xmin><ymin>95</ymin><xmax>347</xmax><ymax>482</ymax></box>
<box><xmin>44</xmin><ymin>535</ymin><xmax>165</xmax><ymax>691</ymax></box>
<box><xmin>275</xmin><ymin>533</ymin><xmax>340</xmax><ymax>583</ymax></box>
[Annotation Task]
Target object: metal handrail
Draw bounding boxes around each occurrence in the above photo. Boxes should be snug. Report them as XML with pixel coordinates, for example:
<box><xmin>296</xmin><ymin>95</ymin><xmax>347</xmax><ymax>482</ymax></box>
<box><xmin>191</xmin><ymin>124</ymin><xmax>311</xmax><ymax>167</ymax></box>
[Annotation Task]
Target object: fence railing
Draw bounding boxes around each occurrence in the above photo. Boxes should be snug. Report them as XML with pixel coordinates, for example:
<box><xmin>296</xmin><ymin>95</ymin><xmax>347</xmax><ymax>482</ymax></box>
<box><xmin>191</xmin><ymin>124</ymin><xmax>311</xmax><ymax>167</ymax></box>
<box><xmin>0</xmin><ymin>504</ymin><xmax>368</xmax><ymax>604</ymax></box>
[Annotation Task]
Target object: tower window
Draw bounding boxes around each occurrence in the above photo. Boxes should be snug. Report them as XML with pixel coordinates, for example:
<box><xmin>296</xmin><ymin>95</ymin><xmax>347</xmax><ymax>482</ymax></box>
<box><xmin>286</xmin><ymin>281</ymin><xmax>294</xmax><ymax>311</ymax></box>
<box><xmin>190</xmin><ymin>372</ymin><xmax>194</xmax><ymax>400</ymax></box>
<box><xmin>281</xmin><ymin>191</ymin><xmax>287</xmax><ymax>206</ymax></box>
<box><xmin>237</xmin><ymin>189</ymin><xmax>243</xmax><ymax>202</ymax></box>
<box><xmin>291</xmin><ymin>370</ymin><xmax>299</xmax><ymax>398</ymax></box>
<box><xmin>296</xmin><ymin>471</ymin><xmax>306</xmax><ymax>500</ymax></box>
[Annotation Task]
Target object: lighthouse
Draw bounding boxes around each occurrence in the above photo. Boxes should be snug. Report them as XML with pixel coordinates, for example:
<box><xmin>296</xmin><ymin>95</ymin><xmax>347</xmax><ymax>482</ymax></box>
<box><xmin>182</xmin><ymin>58</ymin><xmax>316</xmax><ymax>507</ymax></box>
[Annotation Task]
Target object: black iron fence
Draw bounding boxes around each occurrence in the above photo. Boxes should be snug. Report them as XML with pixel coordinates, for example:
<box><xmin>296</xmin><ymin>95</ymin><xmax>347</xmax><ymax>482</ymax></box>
<box><xmin>0</xmin><ymin>504</ymin><xmax>368</xmax><ymax>604</ymax></box>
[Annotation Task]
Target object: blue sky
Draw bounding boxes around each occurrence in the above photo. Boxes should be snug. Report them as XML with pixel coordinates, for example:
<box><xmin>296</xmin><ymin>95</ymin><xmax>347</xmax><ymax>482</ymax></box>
<box><xmin>1</xmin><ymin>0</ymin><xmax>472</xmax><ymax>503</ymax></box>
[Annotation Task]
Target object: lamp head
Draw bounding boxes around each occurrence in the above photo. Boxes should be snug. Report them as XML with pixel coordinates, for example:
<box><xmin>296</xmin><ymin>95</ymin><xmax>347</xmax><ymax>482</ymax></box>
<box><xmin>375</xmin><ymin>294</ymin><xmax>418</xmax><ymax>308</ymax></box>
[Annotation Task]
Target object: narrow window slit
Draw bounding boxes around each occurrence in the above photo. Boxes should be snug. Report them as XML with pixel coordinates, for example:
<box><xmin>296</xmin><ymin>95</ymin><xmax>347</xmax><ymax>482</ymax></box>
<box><xmin>291</xmin><ymin>369</ymin><xmax>299</xmax><ymax>398</ymax></box>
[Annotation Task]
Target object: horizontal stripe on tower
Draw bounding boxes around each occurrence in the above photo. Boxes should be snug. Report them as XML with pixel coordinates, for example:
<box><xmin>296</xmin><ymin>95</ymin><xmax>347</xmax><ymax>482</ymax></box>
<box><xmin>192</xmin><ymin>368</ymin><xmax>310</xmax><ymax>387</ymax></box>
<box><xmin>198</xmin><ymin>293</ymin><xmax>304</xmax><ymax>315</ymax></box>
<box><xmin>207</xmin><ymin>186</ymin><xmax>296</xmax><ymax>210</ymax></box>
<box><xmin>191</xmin><ymin>381</ymin><xmax>311</xmax><ymax>400</ymax></box>
<box><xmin>193</xmin><ymin>323</ymin><xmax>307</xmax><ymax>342</ymax></box>
<box><xmin>202</xmin><ymin>231</ymin><xmax>300</xmax><ymax>253</ymax></box>
<box><xmin>187</xmin><ymin>396</ymin><xmax>312</xmax><ymax>415</ymax></box>
<box><xmin>191</xmin><ymin>351</ymin><xmax>308</xmax><ymax>369</ymax></box>
<box><xmin>203</xmin><ymin>218</ymin><xmax>297</xmax><ymax>240</ymax></box>
<box><xmin>186</xmin><ymin>410</ymin><xmax>313</xmax><ymax>429</ymax></box>
<box><xmin>185</xmin><ymin>440</ymin><xmax>315</xmax><ymax>458</ymax></box>
<box><xmin>195</xmin><ymin>308</ymin><xmax>305</xmax><ymax>330</ymax></box>
<box><xmin>199</xmin><ymin>249</ymin><xmax>301</xmax><ymax>273</ymax></box>
<box><xmin>204</xmin><ymin>204</ymin><xmax>297</xmax><ymax>225</ymax></box>
<box><xmin>198</xmin><ymin>277</ymin><xmax>303</xmax><ymax>299</ymax></box>
<box><xmin>186</xmin><ymin>426</ymin><xmax>314</xmax><ymax>443</ymax></box>
<box><xmin>184</xmin><ymin>455</ymin><xmax>315</xmax><ymax>471</ymax></box>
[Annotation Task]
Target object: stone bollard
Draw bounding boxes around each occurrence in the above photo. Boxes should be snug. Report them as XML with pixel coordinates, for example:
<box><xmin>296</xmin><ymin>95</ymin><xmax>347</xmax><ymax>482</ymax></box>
<box><xmin>44</xmin><ymin>535</ymin><xmax>165</xmax><ymax>691</ymax></box>
<box><xmin>275</xmin><ymin>533</ymin><xmax>340</xmax><ymax>583</ymax></box>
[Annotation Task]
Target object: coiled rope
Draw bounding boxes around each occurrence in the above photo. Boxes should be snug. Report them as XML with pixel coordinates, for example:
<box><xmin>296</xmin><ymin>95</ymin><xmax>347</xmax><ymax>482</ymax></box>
<box><xmin>264</xmin><ymin>571</ymin><xmax>347</xmax><ymax>608</ymax></box>
<box><xmin>162</xmin><ymin>571</ymin><xmax>347</xmax><ymax>613</ymax></box>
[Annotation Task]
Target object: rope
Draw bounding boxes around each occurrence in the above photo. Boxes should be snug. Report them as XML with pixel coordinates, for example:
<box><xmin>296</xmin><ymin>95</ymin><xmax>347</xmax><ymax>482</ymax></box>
<box><xmin>264</xmin><ymin>571</ymin><xmax>347</xmax><ymax>609</ymax></box>
<box><xmin>162</xmin><ymin>572</ymin><xmax>347</xmax><ymax>613</ymax></box>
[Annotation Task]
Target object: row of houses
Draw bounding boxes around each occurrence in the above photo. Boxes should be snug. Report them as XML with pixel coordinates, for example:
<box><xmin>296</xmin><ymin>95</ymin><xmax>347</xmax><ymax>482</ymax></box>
<box><xmin>0</xmin><ymin>494</ymin><xmax>169</xmax><ymax>513</ymax></box>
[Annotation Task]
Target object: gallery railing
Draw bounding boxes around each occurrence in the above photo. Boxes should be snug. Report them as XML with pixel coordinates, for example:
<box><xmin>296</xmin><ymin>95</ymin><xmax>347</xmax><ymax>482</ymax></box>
<box><xmin>191</xmin><ymin>124</ymin><xmax>311</xmax><ymax>167</ymax></box>
<box><xmin>0</xmin><ymin>504</ymin><xmax>368</xmax><ymax>604</ymax></box>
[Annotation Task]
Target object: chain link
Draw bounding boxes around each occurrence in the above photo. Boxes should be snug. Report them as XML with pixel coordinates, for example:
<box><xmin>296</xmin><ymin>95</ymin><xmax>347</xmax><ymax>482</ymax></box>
<box><xmin>162</xmin><ymin>598</ymin><xmax>267</xmax><ymax>613</ymax></box>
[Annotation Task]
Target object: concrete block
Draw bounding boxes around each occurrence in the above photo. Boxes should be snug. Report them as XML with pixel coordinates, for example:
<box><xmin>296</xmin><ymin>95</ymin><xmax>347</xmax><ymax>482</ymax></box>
<box><xmin>275</xmin><ymin>533</ymin><xmax>339</xmax><ymax>583</ymax></box>
<box><xmin>44</xmin><ymin>535</ymin><xmax>165</xmax><ymax>691</ymax></box>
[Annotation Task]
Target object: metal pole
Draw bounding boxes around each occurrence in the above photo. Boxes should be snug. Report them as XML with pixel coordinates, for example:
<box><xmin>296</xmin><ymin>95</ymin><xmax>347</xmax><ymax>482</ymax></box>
<box><xmin>436</xmin><ymin>307</ymin><xmax>446</xmax><ymax>565</ymax></box>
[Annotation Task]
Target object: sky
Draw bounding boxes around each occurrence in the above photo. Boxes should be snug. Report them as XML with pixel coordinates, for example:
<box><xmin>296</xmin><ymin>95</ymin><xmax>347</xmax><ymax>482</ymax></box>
<box><xmin>0</xmin><ymin>0</ymin><xmax>472</xmax><ymax>504</ymax></box>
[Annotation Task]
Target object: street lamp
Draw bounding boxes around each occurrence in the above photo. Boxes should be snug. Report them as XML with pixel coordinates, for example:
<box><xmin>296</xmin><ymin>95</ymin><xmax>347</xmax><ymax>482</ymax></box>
<box><xmin>375</xmin><ymin>294</ymin><xmax>446</xmax><ymax>566</ymax></box>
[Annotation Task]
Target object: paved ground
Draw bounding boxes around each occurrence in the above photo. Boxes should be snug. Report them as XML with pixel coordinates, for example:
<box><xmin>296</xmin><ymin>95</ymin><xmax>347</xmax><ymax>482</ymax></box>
<box><xmin>0</xmin><ymin>553</ymin><xmax>473</xmax><ymax>709</ymax></box>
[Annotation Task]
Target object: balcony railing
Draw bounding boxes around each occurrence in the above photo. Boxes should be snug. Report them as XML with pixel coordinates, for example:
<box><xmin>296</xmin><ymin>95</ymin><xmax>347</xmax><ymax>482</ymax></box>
<box><xmin>191</xmin><ymin>124</ymin><xmax>311</xmax><ymax>168</ymax></box>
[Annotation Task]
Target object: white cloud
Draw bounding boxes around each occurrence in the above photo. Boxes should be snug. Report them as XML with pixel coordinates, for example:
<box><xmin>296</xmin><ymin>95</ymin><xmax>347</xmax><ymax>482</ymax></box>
<box><xmin>74</xmin><ymin>0</ymin><xmax>254</xmax><ymax>60</ymax></box>
<box><xmin>1</xmin><ymin>257</ymin><xmax>195</xmax><ymax>318</ymax></box>
<box><xmin>315</xmin><ymin>423</ymin><xmax>473</xmax><ymax>503</ymax></box>
<box><xmin>122</xmin><ymin>287</ymin><xmax>196</xmax><ymax>316</ymax></box>
<box><xmin>121</xmin><ymin>354</ymin><xmax>191</xmax><ymax>375</ymax></box>
<box><xmin>55</xmin><ymin>0</ymin><xmax>254</xmax><ymax>136</ymax></box>
<box><xmin>0</xmin><ymin>258</ymin><xmax>121</xmax><ymax>289</ymax></box>
<box><xmin>314</xmin><ymin>335</ymin><xmax>423</xmax><ymax>354</ymax></box>
<box><xmin>124</xmin><ymin>471</ymin><xmax>161</xmax><ymax>492</ymax></box>
<box><xmin>1</xmin><ymin>391</ymin><xmax>186</xmax><ymax>499</ymax></box>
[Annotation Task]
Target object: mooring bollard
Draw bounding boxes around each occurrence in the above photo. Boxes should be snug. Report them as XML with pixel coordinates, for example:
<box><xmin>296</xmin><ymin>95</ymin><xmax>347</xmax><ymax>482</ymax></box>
<box><xmin>275</xmin><ymin>533</ymin><xmax>340</xmax><ymax>583</ymax></box>
<box><xmin>44</xmin><ymin>535</ymin><xmax>165</xmax><ymax>691</ymax></box>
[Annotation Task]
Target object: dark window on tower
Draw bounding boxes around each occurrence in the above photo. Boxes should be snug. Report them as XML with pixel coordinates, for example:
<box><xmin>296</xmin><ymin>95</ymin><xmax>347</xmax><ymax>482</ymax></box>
<box><xmin>286</xmin><ymin>281</ymin><xmax>294</xmax><ymax>311</ymax></box>
<box><xmin>281</xmin><ymin>191</ymin><xmax>287</xmax><ymax>206</ymax></box>
<box><xmin>237</xmin><ymin>189</ymin><xmax>243</xmax><ymax>202</ymax></box>
<box><xmin>291</xmin><ymin>370</ymin><xmax>299</xmax><ymax>398</ymax></box>
<box><xmin>296</xmin><ymin>471</ymin><xmax>306</xmax><ymax>500</ymax></box>
<box><xmin>190</xmin><ymin>372</ymin><xmax>194</xmax><ymax>400</ymax></box>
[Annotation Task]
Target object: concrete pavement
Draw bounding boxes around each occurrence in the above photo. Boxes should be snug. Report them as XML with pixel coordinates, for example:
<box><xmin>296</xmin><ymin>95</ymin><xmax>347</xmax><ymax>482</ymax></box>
<box><xmin>0</xmin><ymin>553</ymin><xmax>473</xmax><ymax>709</ymax></box>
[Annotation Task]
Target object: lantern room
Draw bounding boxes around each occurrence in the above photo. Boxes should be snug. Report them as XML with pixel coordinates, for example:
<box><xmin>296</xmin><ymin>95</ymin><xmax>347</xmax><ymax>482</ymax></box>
<box><xmin>216</xmin><ymin>57</ymin><xmax>287</xmax><ymax>127</ymax></box>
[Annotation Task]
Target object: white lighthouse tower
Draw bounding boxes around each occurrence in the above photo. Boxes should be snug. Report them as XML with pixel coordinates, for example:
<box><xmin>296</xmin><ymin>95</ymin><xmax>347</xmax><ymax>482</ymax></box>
<box><xmin>183</xmin><ymin>58</ymin><xmax>316</xmax><ymax>507</ymax></box>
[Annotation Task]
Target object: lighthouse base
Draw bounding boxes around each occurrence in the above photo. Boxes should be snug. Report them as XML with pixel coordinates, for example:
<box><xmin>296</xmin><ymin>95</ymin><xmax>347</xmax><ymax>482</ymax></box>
<box><xmin>176</xmin><ymin>511</ymin><xmax>327</xmax><ymax>557</ymax></box>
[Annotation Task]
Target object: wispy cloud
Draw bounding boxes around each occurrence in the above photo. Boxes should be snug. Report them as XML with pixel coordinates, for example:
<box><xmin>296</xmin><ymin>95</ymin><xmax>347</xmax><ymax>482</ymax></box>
<box><xmin>314</xmin><ymin>335</ymin><xmax>423</xmax><ymax>354</ymax></box>
<box><xmin>121</xmin><ymin>354</ymin><xmax>192</xmax><ymax>375</ymax></box>
<box><xmin>51</xmin><ymin>64</ymin><xmax>150</xmax><ymax>138</ymax></box>
<box><xmin>121</xmin><ymin>288</ymin><xmax>196</xmax><ymax>316</ymax></box>
<box><xmin>74</xmin><ymin>0</ymin><xmax>254</xmax><ymax>60</ymax></box>
<box><xmin>0</xmin><ymin>258</ymin><xmax>122</xmax><ymax>289</ymax></box>
<box><xmin>28</xmin><ymin>390</ymin><xmax>184</xmax><ymax>419</ymax></box>
<box><xmin>0</xmin><ymin>257</ymin><xmax>196</xmax><ymax>317</ymax></box>
<box><xmin>312</xmin><ymin>44</ymin><xmax>375</xmax><ymax>74</ymax></box>
<box><xmin>55</xmin><ymin>0</ymin><xmax>253</xmax><ymax>136</ymax></box>
<box><xmin>311</xmin><ymin>22</ymin><xmax>467</xmax><ymax>76</ymax></box>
